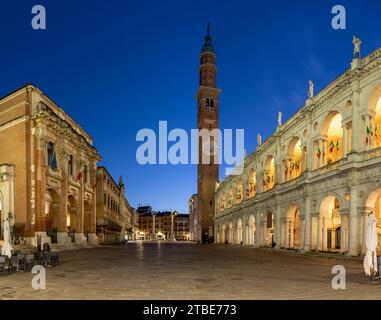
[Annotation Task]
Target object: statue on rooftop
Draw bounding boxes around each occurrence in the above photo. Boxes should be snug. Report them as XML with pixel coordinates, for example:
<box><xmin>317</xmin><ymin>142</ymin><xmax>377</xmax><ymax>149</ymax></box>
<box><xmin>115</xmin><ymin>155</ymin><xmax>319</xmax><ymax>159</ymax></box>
<box><xmin>353</xmin><ymin>36</ymin><xmax>361</xmax><ymax>59</ymax></box>
<box><xmin>278</xmin><ymin>111</ymin><xmax>282</xmax><ymax>127</ymax></box>
<box><xmin>308</xmin><ymin>80</ymin><xmax>314</xmax><ymax>99</ymax></box>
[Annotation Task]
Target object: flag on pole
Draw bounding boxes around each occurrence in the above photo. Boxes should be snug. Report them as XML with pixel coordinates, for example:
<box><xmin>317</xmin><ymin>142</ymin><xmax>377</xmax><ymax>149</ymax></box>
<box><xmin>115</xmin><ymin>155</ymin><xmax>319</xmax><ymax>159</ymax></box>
<box><xmin>329</xmin><ymin>141</ymin><xmax>334</xmax><ymax>153</ymax></box>
<box><xmin>76</xmin><ymin>165</ymin><xmax>84</xmax><ymax>182</ymax></box>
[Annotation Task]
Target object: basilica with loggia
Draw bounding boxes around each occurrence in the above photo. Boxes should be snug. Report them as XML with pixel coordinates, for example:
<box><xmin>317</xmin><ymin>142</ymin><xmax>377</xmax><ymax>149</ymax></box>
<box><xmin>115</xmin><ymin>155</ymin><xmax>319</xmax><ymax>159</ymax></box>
<box><xmin>214</xmin><ymin>37</ymin><xmax>381</xmax><ymax>256</ymax></box>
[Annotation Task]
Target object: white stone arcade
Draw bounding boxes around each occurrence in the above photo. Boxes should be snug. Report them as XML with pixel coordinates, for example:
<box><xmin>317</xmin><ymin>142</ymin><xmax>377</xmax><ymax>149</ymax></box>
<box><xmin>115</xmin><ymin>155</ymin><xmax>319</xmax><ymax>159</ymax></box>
<box><xmin>215</xmin><ymin>39</ymin><xmax>381</xmax><ymax>256</ymax></box>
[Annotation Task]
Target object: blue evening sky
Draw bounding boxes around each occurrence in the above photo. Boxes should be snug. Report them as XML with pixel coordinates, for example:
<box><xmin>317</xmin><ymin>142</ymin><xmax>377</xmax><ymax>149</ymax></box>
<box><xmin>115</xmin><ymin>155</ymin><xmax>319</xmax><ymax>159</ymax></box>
<box><xmin>1</xmin><ymin>0</ymin><xmax>380</xmax><ymax>212</ymax></box>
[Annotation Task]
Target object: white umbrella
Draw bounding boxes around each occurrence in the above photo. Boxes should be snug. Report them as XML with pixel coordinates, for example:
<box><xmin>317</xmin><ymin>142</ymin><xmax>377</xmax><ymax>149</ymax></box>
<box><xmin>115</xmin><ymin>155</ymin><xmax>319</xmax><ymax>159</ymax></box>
<box><xmin>1</xmin><ymin>218</ymin><xmax>12</xmax><ymax>258</ymax></box>
<box><xmin>363</xmin><ymin>212</ymin><xmax>378</xmax><ymax>277</ymax></box>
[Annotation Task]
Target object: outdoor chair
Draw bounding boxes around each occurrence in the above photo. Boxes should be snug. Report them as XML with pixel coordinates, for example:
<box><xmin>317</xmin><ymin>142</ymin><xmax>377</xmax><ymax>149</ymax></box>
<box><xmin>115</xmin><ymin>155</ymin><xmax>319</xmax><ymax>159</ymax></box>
<box><xmin>25</xmin><ymin>254</ymin><xmax>35</xmax><ymax>271</ymax></box>
<box><xmin>16</xmin><ymin>253</ymin><xmax>26</xmax><ymax>272</ymax></box>
<box><xmin>48</xmin><ymin>252</ymin><xmax>59</xmax><ymax>267</ymax></box>
<box><xmin>10</xmin><ymin>256</ymin><xmax>20</xmax><ymax>272</ymax></box>
<box><xmin>0</xmin><ymin>256</ymin><xmax>11</xmax><ymax>274</ymax></box>
<box><xmin>35</xmin><ymin>251</ymin><xmax>44</xmax><ymax>266</ymax></box>
<box><xmin>42</xmin><ymin>251</ymin><xmax>52</xmax><ymax>266</ymax></box>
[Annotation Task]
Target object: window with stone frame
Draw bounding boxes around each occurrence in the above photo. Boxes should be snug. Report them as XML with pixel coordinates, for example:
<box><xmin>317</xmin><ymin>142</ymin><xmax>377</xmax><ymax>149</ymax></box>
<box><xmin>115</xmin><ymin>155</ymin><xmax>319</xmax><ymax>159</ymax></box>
<box><xmin>47</xmin><ymin>142</ymin><xmax>58</xmax><ymax>170</ymax></box>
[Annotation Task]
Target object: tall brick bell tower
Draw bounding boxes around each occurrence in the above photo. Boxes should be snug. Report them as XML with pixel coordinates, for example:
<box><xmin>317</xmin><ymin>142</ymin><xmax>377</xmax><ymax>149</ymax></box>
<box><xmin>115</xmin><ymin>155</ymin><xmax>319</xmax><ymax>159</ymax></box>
<box><xmin>197</xmin><ymin>23</ymin><xmax>220</xmax><ymax>243</ymax></box>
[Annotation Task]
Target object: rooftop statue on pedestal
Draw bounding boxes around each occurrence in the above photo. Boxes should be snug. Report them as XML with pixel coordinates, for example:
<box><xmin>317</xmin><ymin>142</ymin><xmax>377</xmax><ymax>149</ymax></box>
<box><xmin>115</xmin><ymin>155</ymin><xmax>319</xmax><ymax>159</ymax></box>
<box><xmin>278</xmin><ymin>112</ymin><xmax>283</xmax><ymax>127</ymax></box>
<box><xmin>353</xmin><ymin>36</ymin><xmax>361</xmax><ymax>59</ymax></box>
<box><xmin>257</xmin><ymin>134</ymin><xmax>262</xmax><ymax>146</ymax></box>
<box><xmin>308</xmin><ymin>80</ymin><xmax>314</xmax><ymax>99</ymax></box>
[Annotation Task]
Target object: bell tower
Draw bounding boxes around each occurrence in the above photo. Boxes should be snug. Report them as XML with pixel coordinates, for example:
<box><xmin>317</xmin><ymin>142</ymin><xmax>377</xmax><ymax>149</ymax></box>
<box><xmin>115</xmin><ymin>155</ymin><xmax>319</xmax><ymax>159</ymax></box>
<box><xmin>197</xmin><ymin>23</ymin><xmax>220</xmax><ymax>242</ymax></box>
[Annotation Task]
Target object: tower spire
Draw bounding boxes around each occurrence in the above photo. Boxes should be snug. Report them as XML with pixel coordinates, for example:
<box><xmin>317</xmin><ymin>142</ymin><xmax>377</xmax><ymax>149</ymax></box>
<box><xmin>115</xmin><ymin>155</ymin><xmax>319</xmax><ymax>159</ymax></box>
<box><xmin>202</xmin><ymin>22</ymin><xmax>214</xmax><ymax>54</ymax></box>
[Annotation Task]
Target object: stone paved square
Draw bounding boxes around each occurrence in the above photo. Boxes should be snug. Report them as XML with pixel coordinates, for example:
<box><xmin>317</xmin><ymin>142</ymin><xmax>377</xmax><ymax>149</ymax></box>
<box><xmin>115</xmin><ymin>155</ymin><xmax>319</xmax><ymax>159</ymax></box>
<box><xmin>0</xmin><ymin>243</ymin><xmax>380</xmax><ymax>300</ymax></box>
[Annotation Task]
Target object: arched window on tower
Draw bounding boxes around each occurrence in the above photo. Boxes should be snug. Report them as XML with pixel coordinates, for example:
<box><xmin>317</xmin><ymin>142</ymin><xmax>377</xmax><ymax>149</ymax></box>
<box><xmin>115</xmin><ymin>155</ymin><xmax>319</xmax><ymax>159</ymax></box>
<box><xmin>206</xmin><ymin>98</ymin><xmax>214</xmax><ymax>112</ymax></box>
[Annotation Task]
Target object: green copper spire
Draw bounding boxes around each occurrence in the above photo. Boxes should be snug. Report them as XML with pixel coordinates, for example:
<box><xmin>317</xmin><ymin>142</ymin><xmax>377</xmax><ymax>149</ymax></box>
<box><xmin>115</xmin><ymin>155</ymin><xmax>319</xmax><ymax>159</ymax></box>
<box><xmin>201</xmin><ymin>22</ymin><xmax>214</xmax><ymax>54</ymax></box>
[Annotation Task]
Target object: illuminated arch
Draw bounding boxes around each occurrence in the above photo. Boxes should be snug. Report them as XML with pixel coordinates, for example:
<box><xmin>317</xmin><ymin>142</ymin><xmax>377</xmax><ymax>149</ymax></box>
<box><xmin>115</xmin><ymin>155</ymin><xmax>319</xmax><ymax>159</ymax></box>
<box><xmin>263</xmin><ymin>155</ymin><xmax>275</xmax><ymax>191</ymax></box>
<box><xmin>320</xmin><ymin>111</ymin><xmax>343</xmax><ymax>165</ymax></box>
<box><xmin>247</xmin><ymin>169</ymin><xmax>256</xmax><ymax>198</ymax></box>
<box><xmin>318</xmin><ymin>195</ymin><xmax>342</xmax><ymax>252</ymax></box>
<box><xmin>365</xmin><ymin>187</ymin><xmax>381</xmax><ymax>253</ymax></box>
<box><xmin>236</xmin><ymin>179</ymin><xmax>244</xmax><ymax>204</ymax></box>
<box><xmin>284</xmin><ymin>137</ymin><xmax>302</xmax><ymax>181</ymax></box>
<box><xmin>285</xmin><ymin>204</ymin><xmax>301</xmax><ymax>249</ymax></box>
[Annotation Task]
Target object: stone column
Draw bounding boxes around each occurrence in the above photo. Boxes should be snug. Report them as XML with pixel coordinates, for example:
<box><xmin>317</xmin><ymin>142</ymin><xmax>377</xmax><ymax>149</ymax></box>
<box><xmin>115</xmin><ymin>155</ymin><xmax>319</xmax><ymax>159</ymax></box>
<box><xmin>348</xmin><ymin>187</ymin><xmax>359</xmax><ymax>255</ymax></box>
<box><xmin>75</xmin><ymin>170</ymin><xmax>87</xmax><ymax>244</ymax></box>
<box><xmin>34</xmin><ymin>134</ymin><xmax>51</xmax><ymax>249</ymax></box>
<box><xmin>351</xmin><ymin>79</ymin><xmax>361</xmax><ymax>153</ymax></box>
<box><xmin>364</xmin><ymin>114</ymin><xmax>371</xmax><ymax>151</ymax></box>
<box><xmin>57</xmin><ymin>154</ymin><xmax>71</xmax><ymax>245</ymax></box>
<box><xmin>361</xmin><ymin>211</ymin><xmax>368</xmax><ymax>255</ymax></box>
<box><xmin>317</xmin><ymin>217</ymin><xmax>321</xmax><ymax>251</ymax></box>
<box><xmin>304</xmin><ymin>197</ymin><xmax>311</xmax><ymax>251</ymax></box>
<box><xmin>242</xmin><ymin>174</ymin><xmax>248</xmax><ymax>202</ymax></box>
<box><xmin>311</xmin><ymin>216</ymin><xmax>318</xmax><ymax>250</ymax></box>
<box><xmin>340</xmin><ymin>214</ymin><xmax>347</xmax><ymax>253</ymax></box>
<box><xmin>318</xmin><ymin>139</ymin><xmax>324</xmax><ymax>168</ymax></box>
<box><xmin>88</xmin><ymin>164</ymin><xmax>99</xmax><ymax>244</ymax></box>
<box><xmin>35</xmin><ymin>139</ymin><xmax>47</xmax><ymax>233</ymax></box>
<box><xmin>322</xmin><ymin>139</ymin><xmax>328</xmax><ymax>167</ymax></box>
<box><xmin>300</xmin><ymin>218</ymin><xmax>305</xmax><ymax>250</ymax></box>
<box><xmin>170</xmin><ymin>213</ymin><xmax>176</xmax><ymax>241</ymax></box>
<box><xmin>290</xmin><ymin>220</ymin><xmax>294</xmax><ymax>248</ymax></box>
<box><xmin>275</xmin><ymin>204</ymin><xmax>281</xmax><ymax>248</ymax></box>
<box><xmin>306</xmin><ymin>119</ymin><xmax>313</xmax><ymax>172</ymax></box>
<box><xmin>152</xmin><ymin>213</ymin><xmax>156</xmax><ymax>240</ymax></box>
<box><xmin>280</xmin><ymin>220</ymin><xmax>286</xmax><ymax>248</ymax></box>
<box><xmin>342</xmin><ymin>124</ymin><xmax>348</xmax><ymax>157</ymax></box>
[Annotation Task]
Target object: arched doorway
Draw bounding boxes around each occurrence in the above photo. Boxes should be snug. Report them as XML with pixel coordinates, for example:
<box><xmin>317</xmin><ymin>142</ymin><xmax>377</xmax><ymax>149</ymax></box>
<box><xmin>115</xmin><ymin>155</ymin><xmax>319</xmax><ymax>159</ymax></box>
<box><xmin>67</xmin><ymin>195</ymin><xmax>77</xmax><ymax>243</ymax></box>
<box><xmin>45</xmin><ymin>189</ymin><xmax>61</xmax><ymax>244</ymax></box>
<box><xmin>228</xmin><ymin>222</ymin><xmax>233</xmax><ymax>244</ymax></box>
<box><xmin>365</xmin><ymin>188</ymin><xmax>381</xmax><ymax>254</ymax></box>
<box><xmin>265</xmin><ymin>212</ymin><xmax>274</xmax><ymax>247</ymax></box>
<box><xmin>319</xmin><ymin>195</ymin><xmax>341</xmax><ymax>252</ymax></box>
<box><xmin>286</xmin><ymin>204</ymin><xmax>301</xmax><ymax>249</ymax></box>
<box><xmin>248</xmin><ymin>215</ymin><xmax>256</xmax><ymax>246</ymax></box>
<box><xmin>236</xmin><ymin>218</ymin><xmax>243</xmax><ymax>244</ymax></box>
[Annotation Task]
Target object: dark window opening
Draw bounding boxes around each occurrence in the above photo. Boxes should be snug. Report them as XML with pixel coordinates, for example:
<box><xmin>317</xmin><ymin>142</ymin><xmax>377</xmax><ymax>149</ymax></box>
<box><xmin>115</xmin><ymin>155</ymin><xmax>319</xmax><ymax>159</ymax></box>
<box><xmin>68</xmin><ymin>155</ymin><xmax>73</xmax><ymax>176</ymax></box>
<box><xmin>47</xmin><ymin>142</ymin><xmax>58</xmax><ymax>170</ymax></box>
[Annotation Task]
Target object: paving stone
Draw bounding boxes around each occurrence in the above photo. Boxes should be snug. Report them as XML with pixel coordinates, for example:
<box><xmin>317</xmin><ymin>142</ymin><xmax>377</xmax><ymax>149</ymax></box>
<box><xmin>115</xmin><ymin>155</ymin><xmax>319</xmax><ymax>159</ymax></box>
<box><xmin>0</xmin><ymin>243</ymin><xmax>379</xmax><ymax>299</ymax></box>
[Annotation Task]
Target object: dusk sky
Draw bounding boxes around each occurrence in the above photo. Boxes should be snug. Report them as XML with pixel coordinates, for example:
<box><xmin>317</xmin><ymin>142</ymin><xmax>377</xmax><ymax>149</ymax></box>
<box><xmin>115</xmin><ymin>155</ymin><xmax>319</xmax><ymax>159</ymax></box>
<box><xmin>1</xmin><ymin>0</ymin><xmax>381</xmax><ymax>212</ymax></box>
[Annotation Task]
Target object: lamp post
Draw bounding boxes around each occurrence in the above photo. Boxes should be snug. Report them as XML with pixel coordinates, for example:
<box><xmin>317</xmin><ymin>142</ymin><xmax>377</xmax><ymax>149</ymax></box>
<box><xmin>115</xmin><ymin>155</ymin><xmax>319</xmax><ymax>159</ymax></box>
<box><xmin>152</xmin><ymin>213</ymin><xmax>157</xmax><ymax>240</ymax></box>
<box><xmin>170</xmin><ymin>211</ymin><xmax>178</xmax><ymax>241</ymax></box>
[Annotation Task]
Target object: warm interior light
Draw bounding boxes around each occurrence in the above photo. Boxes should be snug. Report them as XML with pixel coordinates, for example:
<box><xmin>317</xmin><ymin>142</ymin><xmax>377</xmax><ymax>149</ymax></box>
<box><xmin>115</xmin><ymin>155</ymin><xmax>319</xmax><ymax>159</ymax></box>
<box><xmin>327</xmin><ymin>113</ymin><xmax>342</xmax><ymax>138</ymax></box>
<box><xmin>294</xmin><ymin>140</ymin><xmax>302</xmax><ymax>161</ymax></box>
<box><xmin>45</xmin><ymin>201</ymin><xmax>51</xmax><ymax>215</ymax></box>
<box><xmin>375</xmin><ymin>97</ymin><xmax>381</xmax><ymax>123</ymax></box>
